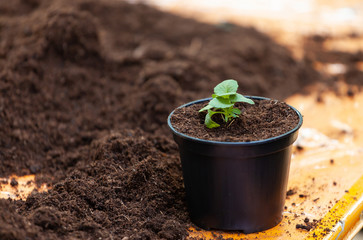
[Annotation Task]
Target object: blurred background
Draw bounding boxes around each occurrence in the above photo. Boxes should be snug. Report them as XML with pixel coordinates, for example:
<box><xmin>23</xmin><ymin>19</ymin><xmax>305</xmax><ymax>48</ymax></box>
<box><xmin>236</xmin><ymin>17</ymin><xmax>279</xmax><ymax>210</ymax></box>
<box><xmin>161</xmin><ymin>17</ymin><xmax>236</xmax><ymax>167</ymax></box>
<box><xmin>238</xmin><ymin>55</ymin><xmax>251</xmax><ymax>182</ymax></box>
<box><xmin>143</xmin><ymin>0</ymin><xmax>363</xmax><ymax>64</ymax></box>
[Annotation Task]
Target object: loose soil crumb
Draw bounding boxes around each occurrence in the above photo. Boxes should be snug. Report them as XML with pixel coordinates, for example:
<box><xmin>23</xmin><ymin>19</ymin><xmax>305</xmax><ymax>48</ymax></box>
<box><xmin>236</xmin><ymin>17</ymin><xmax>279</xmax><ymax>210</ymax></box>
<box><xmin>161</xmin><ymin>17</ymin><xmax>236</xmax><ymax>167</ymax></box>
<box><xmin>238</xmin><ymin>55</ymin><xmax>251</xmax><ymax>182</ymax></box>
<box><xmin>171</xmin><ymin>99</ymin><xmax>300</xmax><ymax>142</ymax></box>
<box><xmin>286</xmin><ymin>188</ymin><xmax>297</xmax><ymax>197</ymax></box>
<box><xmin>296</xmin><ymin>218</ymin><xmax>318</xmax><ymax>231</ymax></box>
<box><xmin>10</xmin><ymin>178</ymin><xmax>18</xmax><ymax>187</ymax></box>
<box><xmin>296</xmin><ymin>145</ymin><xmax>304</xmax><ymax>151</ymax></box>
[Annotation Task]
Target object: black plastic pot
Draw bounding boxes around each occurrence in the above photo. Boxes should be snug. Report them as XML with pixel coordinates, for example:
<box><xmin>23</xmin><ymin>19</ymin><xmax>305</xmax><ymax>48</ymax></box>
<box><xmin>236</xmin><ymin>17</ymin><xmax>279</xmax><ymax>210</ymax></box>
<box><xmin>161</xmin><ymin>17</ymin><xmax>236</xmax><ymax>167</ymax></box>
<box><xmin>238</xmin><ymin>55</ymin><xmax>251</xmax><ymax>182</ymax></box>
<box><xmin>167</xmin><ymin>97</ymin><xmax>303</xmax><ymax>233</ymax></box>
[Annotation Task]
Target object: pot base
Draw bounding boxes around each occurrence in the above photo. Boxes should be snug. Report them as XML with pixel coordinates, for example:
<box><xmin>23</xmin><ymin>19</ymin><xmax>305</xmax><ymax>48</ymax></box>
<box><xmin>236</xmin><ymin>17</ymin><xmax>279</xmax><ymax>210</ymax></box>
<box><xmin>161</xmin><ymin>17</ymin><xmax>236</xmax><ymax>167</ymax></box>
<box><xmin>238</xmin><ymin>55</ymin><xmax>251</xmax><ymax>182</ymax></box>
<box><xmin>180</xmin><ymin>146</ymin><xmax>292</xmax><ymax>233</ymax></box>
<box><xmin>191</xmin><ymin>214</ymin><xmax>283</xmax><ymax>233</ymax></box>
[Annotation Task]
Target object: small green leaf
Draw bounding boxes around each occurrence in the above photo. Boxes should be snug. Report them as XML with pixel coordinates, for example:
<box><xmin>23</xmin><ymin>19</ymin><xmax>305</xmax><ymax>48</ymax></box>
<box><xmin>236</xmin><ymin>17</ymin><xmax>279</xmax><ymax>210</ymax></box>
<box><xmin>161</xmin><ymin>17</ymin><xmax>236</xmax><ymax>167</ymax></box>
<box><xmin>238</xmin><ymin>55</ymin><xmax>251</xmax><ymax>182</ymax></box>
<box><xmin>232</xmin><ymin>108</ymin><xmax>241</xmax><ymax>115</ymax></box>
<box><xmin>214</xmin><ymin>79</ymin><xmax>238</xmax><ymax>96</ymax></box>
<box><xmin>199</xmin><ymin>104</ymin><xmax>213</xmax><ymax>112</ymax></box>
<box><xmin>230</xmin><ymin>93</ymin><xmax>254</xmax><ymax>104</ymax></box>
<box><xmin>209</xmin><ymin>97</ymin><xmax>233</xmax><ymax>109</ymax></box>
<box><xmin>199</xmin><ymin>79</ymin><xmax>252</xmax><ymax>128</ymax></box>
<box><xmin>205</xmin><ymin>111</ymin><xmax>220</xmax><ymax>128</ymax></box>
<box><xmin>215</xmin><ymin>93</ymin><xmax>232</xmax><ymax>99</ymax></box>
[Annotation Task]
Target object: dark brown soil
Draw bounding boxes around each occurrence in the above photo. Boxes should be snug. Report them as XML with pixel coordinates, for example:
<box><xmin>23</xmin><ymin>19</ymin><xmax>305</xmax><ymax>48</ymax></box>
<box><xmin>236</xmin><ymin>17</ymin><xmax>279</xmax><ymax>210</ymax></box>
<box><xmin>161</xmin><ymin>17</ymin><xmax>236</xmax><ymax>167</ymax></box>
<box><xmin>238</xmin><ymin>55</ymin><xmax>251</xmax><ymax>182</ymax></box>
<box><xmin>0</xmin><ymin>0</ymin><xmax>352</xmax><ymax>239</ymax></box>
<box><xmin>296</xmin><ymin>218</ymin><xmax>319</xmax><ymax>231</ymax></box>
<box><xmin>10</xmin><ymin>130</ymin><xmax>189</xmax><ymax>239</ymax></box>
<box><xmin>286</xmin><ymin>188</ymin><xmax>297</xmax><ymax>197</ymax></box>
<box><xmin>170</xmin><ymin>99</ymin><xmax>300</xmax><ymax>142</ymax></box>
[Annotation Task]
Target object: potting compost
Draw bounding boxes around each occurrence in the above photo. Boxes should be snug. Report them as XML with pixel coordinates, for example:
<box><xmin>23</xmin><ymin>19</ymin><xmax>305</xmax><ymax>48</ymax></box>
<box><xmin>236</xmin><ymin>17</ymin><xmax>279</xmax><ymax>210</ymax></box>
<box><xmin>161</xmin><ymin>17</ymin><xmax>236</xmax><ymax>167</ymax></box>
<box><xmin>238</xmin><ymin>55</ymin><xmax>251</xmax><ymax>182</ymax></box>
<box><xmin>0</xmin><ymin>0</ymin><xmax>362</xmax><ymax>239</ymax></box>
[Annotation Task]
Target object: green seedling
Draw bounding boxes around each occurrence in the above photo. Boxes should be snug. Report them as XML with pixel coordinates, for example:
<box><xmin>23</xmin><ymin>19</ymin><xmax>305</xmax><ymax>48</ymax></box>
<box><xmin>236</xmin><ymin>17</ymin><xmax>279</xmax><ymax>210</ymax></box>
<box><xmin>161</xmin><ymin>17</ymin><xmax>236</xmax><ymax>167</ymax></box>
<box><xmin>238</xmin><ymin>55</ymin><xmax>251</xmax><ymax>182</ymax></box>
<box><xmin>199</xmin><ymin>79</ymin><xmax>254</xmax><ymax>128</ymax></box>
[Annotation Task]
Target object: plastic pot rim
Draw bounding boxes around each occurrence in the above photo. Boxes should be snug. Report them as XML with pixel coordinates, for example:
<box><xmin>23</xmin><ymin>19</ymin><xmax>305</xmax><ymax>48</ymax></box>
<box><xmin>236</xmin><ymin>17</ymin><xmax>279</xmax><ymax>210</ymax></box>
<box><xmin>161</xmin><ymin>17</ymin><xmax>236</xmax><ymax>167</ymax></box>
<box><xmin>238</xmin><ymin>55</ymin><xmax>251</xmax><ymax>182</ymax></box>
<box><xmin>167</xmin><ymin>96</ymin><xmax>303</xmax><ymax>146</ymax></box>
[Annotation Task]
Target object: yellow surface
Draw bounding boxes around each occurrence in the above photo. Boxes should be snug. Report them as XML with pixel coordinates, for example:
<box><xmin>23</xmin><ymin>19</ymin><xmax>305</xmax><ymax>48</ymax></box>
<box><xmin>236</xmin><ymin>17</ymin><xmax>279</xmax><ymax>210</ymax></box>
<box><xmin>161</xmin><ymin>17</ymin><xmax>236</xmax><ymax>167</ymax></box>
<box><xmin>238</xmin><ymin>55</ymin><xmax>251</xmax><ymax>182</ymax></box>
<box><xmin>188</xmin><ymin>85</ymin><xmax>363</xmax><ymax>239</ymax></box>
<box><xmin>306</xmin><ymin>176</ymin><xmax>363</xmax><ymax>239</ymax></box>
<box><xmin>0</xmin><ymin>175</ymin><xmax>48</xmax><ymax>200</ymax></box>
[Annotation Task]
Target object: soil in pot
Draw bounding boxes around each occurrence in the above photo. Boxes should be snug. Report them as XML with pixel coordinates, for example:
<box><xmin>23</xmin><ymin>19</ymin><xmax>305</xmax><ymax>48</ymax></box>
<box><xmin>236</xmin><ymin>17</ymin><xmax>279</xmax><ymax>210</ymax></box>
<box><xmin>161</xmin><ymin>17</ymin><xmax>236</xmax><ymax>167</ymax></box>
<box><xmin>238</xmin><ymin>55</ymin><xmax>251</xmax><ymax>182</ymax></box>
<box><xmin>171</xmin><ymin>98</ymin><xmax>300</xmax><ymax>142</ymax></box>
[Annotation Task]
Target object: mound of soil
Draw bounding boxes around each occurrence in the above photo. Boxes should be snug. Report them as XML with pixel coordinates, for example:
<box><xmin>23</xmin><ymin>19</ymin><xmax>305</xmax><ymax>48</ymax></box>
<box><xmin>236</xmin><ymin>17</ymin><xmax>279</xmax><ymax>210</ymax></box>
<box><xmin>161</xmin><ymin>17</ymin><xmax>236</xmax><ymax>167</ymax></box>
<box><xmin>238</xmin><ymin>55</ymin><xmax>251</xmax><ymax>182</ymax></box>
<box><xmin>9</xmin><ymin>130</ymin><xmax>188</xmax><ymax>239</ymax></box>
<box><xmin>0</xmin><ymin>0</ymin><xmax>330</xmax><ymax>239</ymax></box>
